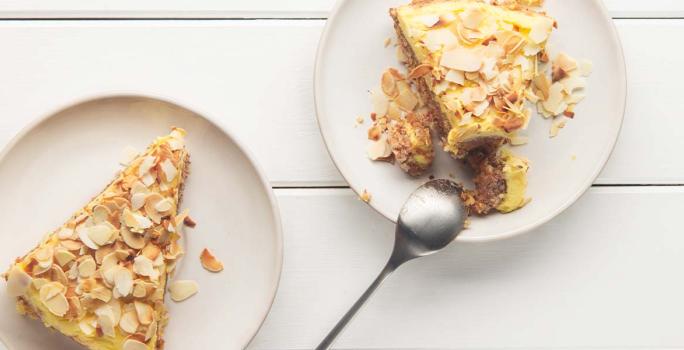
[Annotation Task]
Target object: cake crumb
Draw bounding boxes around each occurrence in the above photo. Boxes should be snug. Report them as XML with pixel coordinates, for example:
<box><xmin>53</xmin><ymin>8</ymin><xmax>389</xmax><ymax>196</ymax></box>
<box><xmin>384</xmin><ymin>37</ymin><xmax>393</xmax><ymax>48</ymax></box>
<box><xmin>354</xmin><ymin>116</ymin><xmax>364</xmax><ymax>127</ymax></box>
<box><xmin>463</xmin><ymin>218</ymin><xmax>471</xmax><ymax>229</ymax></box>
<box><xmin>360</xmin><ymin>190</ymin><xmax>372</xmax><ymax>203</ymax></box>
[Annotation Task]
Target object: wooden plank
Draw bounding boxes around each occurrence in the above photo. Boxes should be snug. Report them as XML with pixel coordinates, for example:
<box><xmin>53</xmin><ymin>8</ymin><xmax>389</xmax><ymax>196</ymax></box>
<box><xmin>0</xmin><ymin>20</ymin><xmax>679</xmax><ymax>186</ymax></box>
<box><xmin>251</xmin><ymin>187</ymin><xmax>684</xmax><ymax>349</ymax></box>
<box><xmin>0</xmin><ymin>0</ymin><xmax>680</xmax><ymax>19</ymax></box>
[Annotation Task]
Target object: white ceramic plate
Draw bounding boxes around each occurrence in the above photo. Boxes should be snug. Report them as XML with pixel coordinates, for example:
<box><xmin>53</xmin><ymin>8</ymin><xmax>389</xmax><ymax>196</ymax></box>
<box><xmin>315</xmin><ymin>0</ymin><xmax>626</xmax><ymax>241</ymax></box>
<box><xmin>0</xmin><ymin>96</ymin><xmax>282</xmax><ymax>349</ymax></box>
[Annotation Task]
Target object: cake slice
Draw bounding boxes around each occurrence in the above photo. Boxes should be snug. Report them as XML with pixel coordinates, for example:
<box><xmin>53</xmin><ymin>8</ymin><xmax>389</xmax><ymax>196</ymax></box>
<box><xmin>3</xmin><ymin>128</ymin><xmax>190</xmax><ymax>350</ymax></box>
<box><xmin>388</xmin><ymin>0</ymin><xmax>553</xmax><ymax>213</ymax></box>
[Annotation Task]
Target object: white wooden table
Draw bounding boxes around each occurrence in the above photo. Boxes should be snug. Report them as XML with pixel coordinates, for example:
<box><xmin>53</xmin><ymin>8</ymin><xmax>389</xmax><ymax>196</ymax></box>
<box><xmin>1</xmin><ymin>1</ymin><xmax>683</xmax><ymax>349</ymax></box>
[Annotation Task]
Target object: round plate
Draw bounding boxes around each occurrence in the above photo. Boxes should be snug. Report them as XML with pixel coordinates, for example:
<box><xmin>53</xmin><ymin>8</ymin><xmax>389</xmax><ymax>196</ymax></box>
<box><xmin>0</xmin><ymin>95</ymin><xmax>283</xmax><ymax>349</ymax></box>
<box><xmin>315</xmin><ymin>0</ymin><xmax>626</xmax><ymax>241</ymax></box>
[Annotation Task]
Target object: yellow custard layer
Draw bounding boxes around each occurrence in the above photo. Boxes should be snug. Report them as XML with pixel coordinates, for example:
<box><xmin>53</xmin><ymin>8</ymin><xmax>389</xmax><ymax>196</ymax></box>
<box><xmin>496</xmin><ymin>149</ymin><xmax>529</xmax><ymax>213</ymax></box>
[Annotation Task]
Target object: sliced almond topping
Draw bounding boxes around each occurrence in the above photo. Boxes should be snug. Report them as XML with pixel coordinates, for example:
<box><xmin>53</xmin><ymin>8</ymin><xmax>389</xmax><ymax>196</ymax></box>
<box><xmin>133</xmin><ymin>256</ymin><xmax>155</xmax><ymax>277</ymax></box>
<box><xmin>123</xmin><ymin>339</ymin><xmax>148</xmax><ymax>350</ymax></box>
<box><xmin>95</xmin><ymin>305</ymin><xmax>117</xmax><ymax>338</ymax></box>
<box><xmin>381</xmin><ymin>71</ymin><xmax>398</xmax><ymax>98</ymax></box>
<box><xmin>6</xmin><ymin>266</ymin><xmax>32</xmax><ymax>297</ymax></box>
<box><xmin>120</xmin><ymin>309</ymin><xmax>140</xmax><ymax>334</ymax></box>
<box><xmin>39</xmin><ymin>281</ymin><xmax>65</xmax><ymax>301</ymax></box>
<box><xmin>137</xmin><ymin>156</ymin><xmax>156</xmax><ymax>178</ymax></box>
<box><xmin>142</xmin><ymin>244</ymin><xmax>161</xmax><ymax>261</ymax></box>
<box><xmin>90</xmin><ymin>285</ymin><xmax>113</xmax><ymax>302</ymax></box>
<box><xmin>134</xmin><ymin>301</ymin><xmax>154</xmax><ymax>325</ymax></box>
<box><xmin>145</xmin><ymin>320</ymin><xmax>158</xmax><ymax>342</ymax></box>
<box><xmin>87</xmin><ymin>224</ymin><xmax>115</xmax><ymax>246</ymax></box>
<box><xmin>169</xmin><ymin>280</ymin><xmax>198</xmax><ymax>302</ymax></box>
<box><xmin>542</xmin><ymin>83</ymin><xmax>566</xmax><ymax>115</ymax></box>
<box><xmin>440</xmin><ymin>47</ymin><xmax>483</xmax><ymax>72</ymax></box>
<box><xmin>77</xmin><ymin>224</ymin><xmax>99</xmax><ymax>250</ymax></box>
<box><xmin>159</xmin><ymin>159</ymin><xmax>178</xmax><ymax>183</ymax></box>
<box><xmin>123</xmin><ymin>208</ymin><xmax>153</xmax><ymax>233</ymax></box>
<box><xmin>554</xmin><ymin>52</ymin><xmax>578</xmax><ymax>73</ymax></box>
<box><xmin>31</xmin><ymin>277</ymin><xmax>49</xmax><ymax>290</ymax></box>
<box><xmin>43</xmin><ymin>292</ymin><xmax>69</xmax><ymax>317</ymax></box>
<box><xmin>459</xmin><ymin>7</ymin><xmax>486</xmax><ymax>30</ymax></box>
<box><xmin>445</xmin><ymin>70</ymin><xmax>465</xmax><ymax>85</ymax></box>
<box><xmin>154</xmin><ymin>198</ymin><xmax>173</xmax><ymax>213</ymax></box>
<box><xmin>395</xmin><ymin>81</ymin><xmax>419</xmax><ymax>111</ymax></box>
<box><xmin>131</xmin><ymin>193</ymin><xmax>149</xmax><ymax>211</ymax></box>
<box><xmin>528</xmin><ymin>17</ymin><xmax>554</xmax><ymax>44</ymax></box>
<box><xmin>417</xmin><ymin>14</ymin><xmax>440</xmax><ymax>27</ymax></box>
<box><xmin>79</xmin><ymin>317</ymin><xmax>97</xmax><ymax>337</ymax></box>
<box><xmin>49</xmin><ymin>264</ymin><xmax>68</xmax><ymax>286</ymax></box>
<box><xmin>408</xmin><ymin>64</ymin><xmax>433</xmax><ymax>79</ymax></box>
<box><xmin>54</xmin><ymin>249</ymin><xmax>76</xmax><ymax>266</ymax></box>
<box><xmin>57</xmin><ymin>227</ymin><xmax>75</xmax><ymax>240</ymax></box>
<box><xmin>422</xmin><ymin>28</ymin><xmax>458</xmax><ymax>51</ymax></box>
<box><xmin>34</xmin><ymin>246</ymin><xmax>54</xmax><ymax>263</ymax></box>
<box><xmin>367</xmin><ymin>135</ymin><xmax>393</xmax><ymax>161</ymax></box>
<box><xmin>121</xmin><ymin>226</ymin><xmax>146</xmax><ymax>250</ymax></box>
<box><xmin>370</xmin><ymin>90</ymin><xmax>389</xmax><ymax>117</ymax></box>
<box><xmin>144</xmin><ymin>193</ymin><xmax>164</xmax><ymax>224</ymax></box>
<box><xmin>92</xmin><ymin>205</ymin><xmax>111</xmax><ymax>224</ymax></box>
<box><xmin>60</xmin><ymin>239</ymin><xmax>83</xmax><ymax>251</ymax></box>
<box><xmin>200</xmin><ymin>248</ymin><xmax>224</xmax><ymax>273</ymax></box>
<box><xmin>77</xmin><ymin>256</ymin><xmax>97</xmax><ymax>278</ymax></box>
<box><xmin>114</xmin><ymin>268</ymin><xmax>134</xmax><ymax>297</ymax></box>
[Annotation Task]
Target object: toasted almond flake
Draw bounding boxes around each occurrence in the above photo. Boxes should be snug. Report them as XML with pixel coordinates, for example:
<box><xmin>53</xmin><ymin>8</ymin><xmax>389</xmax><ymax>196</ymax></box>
<box><xmin>31</xmin><ymin>277</ymin><xmax>49</xmax><ymax>290</ymax></box>
<box><xmin>79</xmin><ymin>318</ymin><xmax>97</xmax><ymax>337</ymax></box>
<box><xmin>133</xmin><ymin>256</ymin><xmax>155</xmax><ymax>277</ymax></box>
<box><xmin>34</xmin><ymin>246</ymin><xmax>53</xmax><ymax>262</ymax></box>
<box><xmin>141</xmin><ymin>173</ymin><xmax>156</xmax><ymax>187</ymax></box>
<box><xmin>472</xmin><ymin>100</ymin><xmax>490</xmax><ymax>117</ymax></box>
<box><xmin>95</xmin><ymin>305</ymin><xmax>117</xmax><ymax>338</ymax></box>
<box><xmin>367</xmin><ymin>134</ymin><xmax>393</xmax><ymax>160</ymax></box>
<box><xmin>67</xmin><ymin>263</ymin><xmax>79</xmax><ymax>280</ymax></box>
<box><xmin>528</xmin><ymin>18</ymin><xmax>554</xmax><ymax>44</ymax></box>
<box><xmin>43</xmin><ymin>292</ymin><xmax>69</xmax><ymax>317</ymax></box>
<box><xmin>78</xmin><ymin>256</ymin><xmax>97</xmax><ymax>278</ymax></box>
<box><xmin>114</xmin><ymin>268</ymin><xmax>134</xmax><ymax>297</ymax></box>
<box><xmin>87</xmin><ymin>224</ymin><xmax>114</xmax><ymax>246</ymax></box>
<box><xmin>542</xmin><ymin>83</ymin><xmax>566</xmax><ymax>115</ymax></box>
<box><xmin>134</xmin><ymin>301</ymin><xmax>154</xmax><ymax>325</ymax></box>
<box><xmin>131</xmin><ymin>193</ymin><xmax>148</xmax><ymax>211</ymax></box>
<box><xmin>145</xmin><ymin>321</ymin><xmax>158</xmax><ymax>342</ymax></box>
<box><xmin>383</xmin><ymin>37</ymin><xmax>392</xmax><ymax>48</ymax></box>
<box><xmin>417</xmin><ymin>14</ymin><xmax>440</xmax><ymax>27</ymax></box>
<box><xmin>441</xmin><ymin>47</ymin><xmax>483</xmax><ymax>72</ymax></box>
<box><xmin>137</xmin><ymin>156</ymin><xmax>156</xmax><ymax>177</ymax></box>
<box><xmin>533</xmin><ymin>73</ymin><xmax>551</xmax><ymax>100</ymax></box>
<box><xmin>579</xmin><ymin>59</ymin><xmax>593</xmax><ymax>77</ymax></box>
<box><xmin>550</xmin><ymin>119</ymin><xmax>567</xmax><ymax>138</ymax></box>
<box><xmin>77</xmin><ymin>224</ymin><xmax>99</xmax><ymax>250</ymax></box>
<box><xmin>154</xmin><ymin>198</ymin><xmax>173</xmax><ymax>213</ymax></box>
<box><xmin>445</xmin><ymin>70</ymin><xmax>465</xmax><ymax>85</ymax></box>
<box><xmin>370</xmin><ymin>90</ymin><xmax>390</xmax><ymax>117</ymax></box>
<box><xmin>120</xmin><ymin>309</ymin><xmax>140</xmax><ymax>334</ymax></box>
<box><xmin>200</xmin><ymin>248</ymin><xmax>224</xmax><ymax>273</ymax></box>
<box><xmin>459</xmin><ymin>7</ymin><xmax>486</xmax><ymax>30</ymax></box>
<box><xmin>6</xmin><ymin>266</ymin><xmax>32</xmax><ymax>297</ymax></box>
<box><xmin>57</xmin><ymin>227</ymin><xmax>75</xmax><ymax>240</ymax></box>
<box><xmin>422</xmin><ymin>28</ymin><xmax>458</xmax><ymax>52</ymax></box>
<box><xmin>169</xmin><ymin>280</ymin><xmax>199</xmax><ymax>302</ymax></box>
<box><xmin>560</xmin><ymin>76</ymin><xmax>587</xmax><ymax>94</ymax></box>
<box><xmin>121</xmin><ymin>226</ymin><xmax>146</xmax><ymax>250</ymax></box>
<box><xmin>49</xmin><ymin>264</ymin><xmax>68</xmax><ymax>286</ymax></box>
<box><xmin>554</xmin><ymin>52</ymin><xmax>578</xmax><ymax>73</ymax></box>
<box><xmin>92</xmin><ymin>205</ymin><xmax>111</xmax><ymax>224</ymax></box>
<box><xmin>90</xmin><ymin>285</ymin><xmax>113</xmax><ymax>302</ymax></box>
<box><xmin>39</xmin><ymin>281</ymin><xmax>64</xmax><ymax>301</ymax></box>
<box><xmin>132</xmin><ymin>281</ymin><xmax>148</xmax><ymax>298</ymax></box>
<box><xmin>52</xmin><ymin>249</ymin><xmax>75</xmax><ymax>267</ymax></box>
<box><xmin>395</xmin><ymin>82</ymin><xmax>419</xmax><ymax>111</ymax></box>
<box><xmin>131</xmin><ymin>181</ymin><xmax>148</xmax><ymax>195</ymax></box>
<box><xmin>566</xmin><ymin>92</ymin><xmax>586</xmax><ymax>104</ymax></box>
<box><xmin>408</xmin><ymin>64</ymin><xmax>433</xmax><ymax>80</ymax></box>
<box><xmin>123</xmin><ymin>208</ymin><xmax>153</xmax><ymax>232</ymax></box>
<box><xmin>160</xmin><ymin>159</ymin><xmax>178</xmax><ymax>183</ymax></box>
<box><xmin>123</xmin><ymin>339</ymin><xmax>148</xmax><ymax>350</ymax></box>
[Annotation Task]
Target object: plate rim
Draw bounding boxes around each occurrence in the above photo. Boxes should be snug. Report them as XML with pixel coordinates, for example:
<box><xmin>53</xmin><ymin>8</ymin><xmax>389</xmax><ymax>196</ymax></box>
<box><xmin>0</xmin><ymin>92</ymin><xmax>284</xmax><ymax>349</ymax></box>
<box><xmin>314</xmin><ymin>0</ymin><xmax>628</xmax><ymax>242</ymax></box>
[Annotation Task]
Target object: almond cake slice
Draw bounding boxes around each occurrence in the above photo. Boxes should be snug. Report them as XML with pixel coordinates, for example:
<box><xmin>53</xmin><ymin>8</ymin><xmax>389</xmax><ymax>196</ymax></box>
<box><xmin>3</xmin><ymin>128</ymin><xmax>190</xmax><ymax>350</ymax></box>
<box><xmin>386</xmin><ymin>0</ymin><xmax>556</xmax><ymax>214</ymax></box>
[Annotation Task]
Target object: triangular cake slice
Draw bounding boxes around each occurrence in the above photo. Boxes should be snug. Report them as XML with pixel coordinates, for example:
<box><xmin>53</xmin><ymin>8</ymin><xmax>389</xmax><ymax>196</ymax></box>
<box><xmin>4</xmin><ymin>128</ymin><xmax>190</xmax><ymax>350</ymax></box>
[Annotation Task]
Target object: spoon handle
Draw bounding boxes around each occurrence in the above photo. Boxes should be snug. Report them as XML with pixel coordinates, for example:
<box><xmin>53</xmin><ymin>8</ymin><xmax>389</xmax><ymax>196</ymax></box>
<box><xmin>316</xmin><ymin>262</ymin><xmax>398</xmax><ymax>350</ymax></box>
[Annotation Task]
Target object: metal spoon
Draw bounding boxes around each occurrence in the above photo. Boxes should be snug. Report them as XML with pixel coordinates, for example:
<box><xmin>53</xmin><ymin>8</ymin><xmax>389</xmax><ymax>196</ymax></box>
<box><xmin>316</xmin><ymin>179</ymin><xmax>467</xmax><ymax>350</ymax></box>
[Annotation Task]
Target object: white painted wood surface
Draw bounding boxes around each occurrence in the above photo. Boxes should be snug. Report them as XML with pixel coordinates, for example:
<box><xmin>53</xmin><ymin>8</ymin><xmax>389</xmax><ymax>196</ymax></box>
<box><xmin>0</xmin><ymin>2</ymin><xmax>682</xmax><ymax>349</ymax></box>
<box><xmin>252</xmin><ymin>187</ymin><xmax>684</xmax><ymax>349</ymax></box>
<box><xmin>0</xmin><ymin>0</ymin><xmax>682</xmax><ymax>18</ymax></box>
<box><xmin>0</xmin><ymin>20</ymin><xmax>681</xmax><ymax>186</ymax></box>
